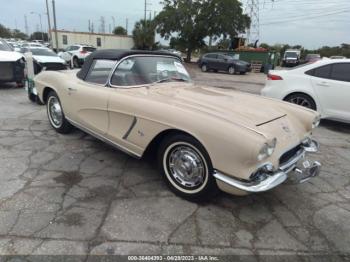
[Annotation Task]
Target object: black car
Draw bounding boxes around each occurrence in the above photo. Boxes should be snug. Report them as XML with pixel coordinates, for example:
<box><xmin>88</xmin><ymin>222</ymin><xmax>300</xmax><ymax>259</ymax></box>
<box><xmin>198</xmin><ymin>53</ymin><xmax>251</xmax><ymax>75</ymax></box>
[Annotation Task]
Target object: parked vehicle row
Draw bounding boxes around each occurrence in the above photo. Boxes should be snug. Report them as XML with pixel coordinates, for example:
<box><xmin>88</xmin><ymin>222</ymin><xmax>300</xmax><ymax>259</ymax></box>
<box><xmin>198</xmin><ymin>52</ymin><xmax>252</xmax><ymax>75</ymax></box>
<box><xmin>30</xmin><ymin>50</ymin><xmax>321</xmax><ymax>201</ymax></box>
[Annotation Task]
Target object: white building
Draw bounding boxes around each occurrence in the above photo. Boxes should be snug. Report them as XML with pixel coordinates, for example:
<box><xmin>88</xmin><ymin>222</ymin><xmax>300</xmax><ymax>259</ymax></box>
<box><xmin>51</xmin><ymin>30</ymin><xmax>134</xmax><ymax>50</ymax></box>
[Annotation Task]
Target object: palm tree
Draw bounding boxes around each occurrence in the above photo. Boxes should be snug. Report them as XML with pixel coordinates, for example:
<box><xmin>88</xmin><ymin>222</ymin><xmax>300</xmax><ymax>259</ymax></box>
<box><xmin>132</xmin><ymin>19</ymin><xmax>156</xmax><ymax>50</ymax></box>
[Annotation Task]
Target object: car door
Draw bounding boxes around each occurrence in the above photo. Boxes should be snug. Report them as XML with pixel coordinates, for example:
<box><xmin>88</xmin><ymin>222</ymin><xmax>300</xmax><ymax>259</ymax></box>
<box><xmin>310</xmin><ymin>63</ymin><xmax>350</xmax><ymax>121</ymax></box>
<box><xmin>205</xmin><ymin>54</ymin><xmax>218</xmax><ymax>70</ymax></box>
<box><xmin>216</xmin><ymin>54</ymin><xmax>228</xmax><ymax>71</ymax></box>
<box><xmin>64</xmin><ymin>59</ymin><xmax>116</xmax><ymax>135</ymax></box>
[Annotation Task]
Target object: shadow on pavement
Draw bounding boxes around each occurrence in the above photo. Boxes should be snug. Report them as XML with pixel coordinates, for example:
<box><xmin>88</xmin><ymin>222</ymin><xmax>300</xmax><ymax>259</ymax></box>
<box><xmin>321</xmin><ymin>119</ymin><xmax>350</xmax><ymax>134</ymax></box>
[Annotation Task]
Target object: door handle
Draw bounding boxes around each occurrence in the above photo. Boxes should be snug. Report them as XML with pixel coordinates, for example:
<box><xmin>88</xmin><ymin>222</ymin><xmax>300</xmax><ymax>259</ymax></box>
<box><xmin>68</xmin><ymin>87</ymin><xmax>77</xmax><ymax>92</ymax></box>
<box><xmin>317</xmin><ymin>82</ymin><xmax>330</xmax><ymax>87</ymax></box>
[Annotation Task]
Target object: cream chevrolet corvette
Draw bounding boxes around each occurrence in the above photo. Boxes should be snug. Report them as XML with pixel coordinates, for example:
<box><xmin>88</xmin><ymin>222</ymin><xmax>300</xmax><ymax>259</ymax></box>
<box><xmin>33</xmin><ymin>50</ymin><xmax>321</xmax><ymax>200</ymax></box>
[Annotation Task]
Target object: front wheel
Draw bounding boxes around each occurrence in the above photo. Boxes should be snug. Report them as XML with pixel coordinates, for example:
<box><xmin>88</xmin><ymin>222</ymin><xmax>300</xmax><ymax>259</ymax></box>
<box><xmin>158</xmin><ymin>134</ymin><xmax>218</xmax><ymax>201</ymax></box>
<box><xmin>201</xmin><ymin>64</ymin><xmax>208</xmax><ymax>72</ymax></box>
<box><xmin>46</xmin><ymin>91</ymin><xmax>73</xmax><ymax>134</ymax></box>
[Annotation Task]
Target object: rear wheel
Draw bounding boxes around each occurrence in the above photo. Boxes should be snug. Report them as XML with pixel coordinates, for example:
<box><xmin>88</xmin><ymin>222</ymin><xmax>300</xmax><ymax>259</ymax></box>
<box><xmin>46</xmin><ymin>91</ymin><xmax>73</xmax><ymax>134</ymax></box>
<box><xmin>158</xmin><ymin>134</ymin><xmax>218</xmax><ymax>201</ymax></box>
<box><xmin>285</xmin><ymin>93</ymin><xmax>317</xmax><ymax>110</ymax></box>
<box><xmin>228</xmin><ymin>66</ymin><xmax>235</xmax><ymax>75</ymax></box>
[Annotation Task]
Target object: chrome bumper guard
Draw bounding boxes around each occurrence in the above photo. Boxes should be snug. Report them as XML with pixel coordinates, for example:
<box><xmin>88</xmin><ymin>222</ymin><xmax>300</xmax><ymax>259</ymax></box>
<box><xmin>214</xmin><ymin>140</ymin><xmax>321</xmax><ymax>193</ymax></box>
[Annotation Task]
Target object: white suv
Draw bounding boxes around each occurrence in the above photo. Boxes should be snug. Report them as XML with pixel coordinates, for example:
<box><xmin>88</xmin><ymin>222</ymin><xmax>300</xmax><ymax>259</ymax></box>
<box><xmin>58</xmin><ymin>45</ymin><xmax>96</xmax><ymax>68</ymax></box>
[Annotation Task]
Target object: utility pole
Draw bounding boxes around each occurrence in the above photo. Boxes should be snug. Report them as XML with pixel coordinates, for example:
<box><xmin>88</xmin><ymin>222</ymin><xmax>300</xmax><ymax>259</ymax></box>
<box><xmin>111</xmin><ymin>16</ymin><xmax>116</xmax><ymax>30</ymax></box>
<box><xmin>125</xmin><ymin>18</ymin><xmax>128</xmax><ymax>35</ymax></box>
<box><xmin>31</xmin><ymin>12</ymin><xmax>44</xmax><ymax>41</ymax></box>
<box><xmin>52</xmin><ymin>0</ymin><xmax>59</xmax><ymax>51</ymax></box>
<box><xmin>109</xmin><ymin>24</ymin><xmax>111</xmax><ymax>34</ymax></box>
<box><xmin>144</xmin><ymin>0</ymin><xmax>152</xmax><ymax>21</ymax></box>
<box><xmin>24</xmin><ymin>15</ymin><xmax>29</xmax><ymax>37</ymax></box>
<box><xmin>100</xmin><ymin>16</ymin><xmax>106</xmax><ymax>33</ymax></box>
<box><xmin>45</xmin><ymin>0</ymin><xmax>53</xmax><ymax>44</ymax></box>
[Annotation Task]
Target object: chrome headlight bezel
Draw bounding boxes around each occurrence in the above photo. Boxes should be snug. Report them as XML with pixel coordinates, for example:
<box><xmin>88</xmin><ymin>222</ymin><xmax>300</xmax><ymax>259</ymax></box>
<box><xmin>257</xmin><ymin>138</ymin><xmax>277</xmax><ymax>161</ymax></box>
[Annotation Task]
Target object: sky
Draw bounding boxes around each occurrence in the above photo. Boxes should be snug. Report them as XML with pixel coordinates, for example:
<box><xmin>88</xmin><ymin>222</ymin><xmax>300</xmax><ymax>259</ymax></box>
<box><xmin>0</xmin><ymin>0</ymin><xmax>349</xmax><ymax>49</ymax></box>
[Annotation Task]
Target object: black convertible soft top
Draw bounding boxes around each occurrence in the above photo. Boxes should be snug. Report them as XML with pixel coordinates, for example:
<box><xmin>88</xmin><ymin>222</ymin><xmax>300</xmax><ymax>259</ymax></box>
<box><xmin>77</xmin><ymin>49</ymin><xmax>180</xmax><ymax>80</ymax></box>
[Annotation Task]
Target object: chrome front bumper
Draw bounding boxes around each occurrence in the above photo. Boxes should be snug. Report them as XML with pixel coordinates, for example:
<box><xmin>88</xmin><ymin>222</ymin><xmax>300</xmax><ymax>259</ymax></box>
<box><xmin>214</xmin><ymin>140</ymin><xmax>321</xmax><ymax>193</ymax></box>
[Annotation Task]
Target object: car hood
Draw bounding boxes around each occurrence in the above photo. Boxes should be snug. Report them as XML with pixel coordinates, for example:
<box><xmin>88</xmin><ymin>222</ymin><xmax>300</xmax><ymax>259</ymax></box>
<box><xmin>142</xmin><ymin>83</ymin><xmax>287</xmax><ymax>127</ymax></box>
<box><xmin>33</xmin><ymin>55</ymin><xmax>66</xmax><ymax>64</ymax></box>
<box><xmin>0</xmin><ymin>51</ymin><xmax>23</xmax><ymax>62</ymax></box>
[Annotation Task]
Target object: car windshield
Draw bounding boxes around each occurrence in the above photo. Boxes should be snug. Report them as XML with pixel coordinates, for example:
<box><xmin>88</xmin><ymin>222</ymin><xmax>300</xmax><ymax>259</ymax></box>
<box><xmin>285</xmin><ymin>52</ymin><xmax>298</xmax><ymax>58</ymax></box>
<box><xmin>0</xmin><ymin>40</ymin><xmax>13</xmax><ymax>51</ymax></box>
<box><xmin>29</xmin><ymin>48</ymin><xmax>58</xmax><ymax>57</ymax></box>
<box><xmin>83</xmin><ymin>47</ymin><xmax>96</xmax><ymax>52</ymax></box>
<box><xmin>111</xmin><ymin>56</ymin><xmax>191</xmax><ymax>87</ymax></box>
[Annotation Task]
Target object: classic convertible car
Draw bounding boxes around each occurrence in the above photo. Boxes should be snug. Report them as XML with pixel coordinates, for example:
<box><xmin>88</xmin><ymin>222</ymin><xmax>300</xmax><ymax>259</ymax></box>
<box><xmin>32</xmin><ymin>50</ymin><xmax>321</xmax><ymax>200</ymax></box>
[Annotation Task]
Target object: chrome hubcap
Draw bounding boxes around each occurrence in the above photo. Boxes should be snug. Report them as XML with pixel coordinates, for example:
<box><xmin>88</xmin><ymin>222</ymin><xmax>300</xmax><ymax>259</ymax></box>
<box><xmin>48</xmin><ymin>97</ymin><xmax>63</xmax><ymax>127</ymax></box>
<box><xmin>168</xmin><ymin>145</ymin><xmax>205</xmax><ymax>188</ymax></box>
<box><xmin>290</xmin><ymin>97</ymin><xmax>311</xmax><ymax>108</ymax></box>
<box><xmin>229</xmin><ymin>67</ymin><xmax>235</xmax><ymax>74</ymax></box>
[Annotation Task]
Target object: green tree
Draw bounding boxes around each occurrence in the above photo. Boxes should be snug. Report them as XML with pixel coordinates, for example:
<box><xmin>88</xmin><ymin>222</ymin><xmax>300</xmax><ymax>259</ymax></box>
<box><xmin>132</xmin><ymin>19</ymin><xmax>156</xmax><ymax>50</ymax></box>
<box><xmin>30</xmin><ymin>31</ymin><xmax>48</xmax><ymax>41</ymax></box>
<box><xmin>259</xmin><ymin>43</ymin><xmax>270</xmax><ymax>49</ymax></box>
<box><xmin>155</xmin><ymin>0</ymin><xmax>250</xmax><ymax>61</ymax></box>
<box><xmin>12</xmin><ymin>29</ymin><xmax>28</xmax><ymax>40</ymax></box>
<box><xmin>0</xmin><ymin>24</ymin><xmax>12</xmax><ymax>38</ymax></box>
<box><xmin>113</xmin><ymin>26</ymin><xmax>127</xmax><ymax>35</ymax></box>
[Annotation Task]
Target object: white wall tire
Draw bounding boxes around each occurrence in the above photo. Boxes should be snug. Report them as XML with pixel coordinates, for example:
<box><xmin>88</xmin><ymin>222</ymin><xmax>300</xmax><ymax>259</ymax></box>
<box><xmin>46</xmin><ymin>91</ymin><xmax>73</xmax><ymax>134</ymax></box>
<box><xmin>158</xmin><ymin>134</ymin><xmax>218</xmax><ymax>201</ymax></box>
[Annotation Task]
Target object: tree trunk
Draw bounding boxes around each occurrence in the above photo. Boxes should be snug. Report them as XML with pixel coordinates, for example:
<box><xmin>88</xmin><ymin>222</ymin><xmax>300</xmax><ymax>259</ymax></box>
<box><xmin>186</xmin><ymin>48</ymin><xmax>192</xmax><ymax>63</ymax></box>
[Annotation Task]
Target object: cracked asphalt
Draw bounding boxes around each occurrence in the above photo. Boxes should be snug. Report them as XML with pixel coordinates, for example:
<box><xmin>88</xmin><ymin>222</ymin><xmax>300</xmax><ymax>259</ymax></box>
<box><xmin>0</xmin><ymin>70</ymin><xmax>350</xmax><ymax>260</ymax></box>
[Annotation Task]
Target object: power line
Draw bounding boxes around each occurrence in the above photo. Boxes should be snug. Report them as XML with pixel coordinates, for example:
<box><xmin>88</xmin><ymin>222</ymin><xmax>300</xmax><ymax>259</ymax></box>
<box><xmin>261</xmin><ymin>7</ymin><xmax>350</xmax><ymax>21</ymax></box>
<box><xmin>261</xmin><ymin>9</ymin><xmax>350</xmax><ymax>25</ymax></box>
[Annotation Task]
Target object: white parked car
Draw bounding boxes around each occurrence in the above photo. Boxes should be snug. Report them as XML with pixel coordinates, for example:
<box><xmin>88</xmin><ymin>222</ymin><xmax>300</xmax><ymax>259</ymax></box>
<box><xmin>21</xmin><ymin>42</ymin><xmax>45</xmax><ymax>48</ymax></box>
<box><xmin>58</xmin><ymin>45</ymin><xmax>96</xmax><ymax>68</ymax></box>
<box><xmin>21</xmin><ymin>47</ymin><xmax>67</xmax><ymax>74</ymax></box>
<box><xmin>261</xmin><ymin>59</ymin><xmax>350</xmax><ymax>123</ymax></box>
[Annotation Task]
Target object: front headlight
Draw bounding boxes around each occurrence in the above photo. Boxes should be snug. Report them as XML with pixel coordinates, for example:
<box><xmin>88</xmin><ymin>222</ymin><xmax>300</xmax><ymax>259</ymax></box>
<box><xmin>258</xmin><ymin>138</ymin><xmax>277</xmax><ymax>161</ymax></box>
<box><xmin>312</xmin><ymin>115</ymin><xmax>321</xmax><ymax>129</ymax></box>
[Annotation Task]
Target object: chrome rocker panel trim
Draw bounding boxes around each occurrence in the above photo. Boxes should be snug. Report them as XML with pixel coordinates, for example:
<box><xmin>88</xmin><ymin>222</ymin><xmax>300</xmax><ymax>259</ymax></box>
<box><xmin>214</xmin><ymin>139</ymin><xmax>321</xmax><ymax>193</ymax></box>
<box><xmin>66</xmin><ymin>117</ymin><xmax>142</xmax><ymax>159</ymax></box>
